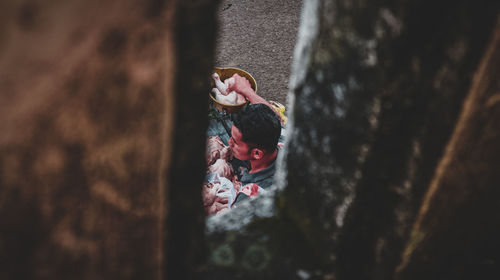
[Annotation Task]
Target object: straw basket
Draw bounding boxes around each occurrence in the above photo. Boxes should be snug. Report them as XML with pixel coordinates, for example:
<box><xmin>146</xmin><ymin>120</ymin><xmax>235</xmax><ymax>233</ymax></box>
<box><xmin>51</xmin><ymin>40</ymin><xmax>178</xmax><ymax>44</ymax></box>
<box><xmin>209</xmin><ymin>67</ymin><xmax>258</xmax><ymax>114</ymax></box>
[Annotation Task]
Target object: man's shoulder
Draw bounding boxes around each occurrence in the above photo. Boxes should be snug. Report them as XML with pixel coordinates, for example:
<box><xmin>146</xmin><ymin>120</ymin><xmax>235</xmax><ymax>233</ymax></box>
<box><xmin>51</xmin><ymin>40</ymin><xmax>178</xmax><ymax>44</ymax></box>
<box><xmin>240</xmin><ymin>160</ymin><xmax>277</xmax><ymax>189</ymax></box>
<box><xmin>232</xmin><ymin>154</ymin><xmax>278</xmax><ymax>206</ymax></box>
<box><xmin>232</xmin><ymin>164</ymin><xmax>275</xmax><ymax>205</ymax></box>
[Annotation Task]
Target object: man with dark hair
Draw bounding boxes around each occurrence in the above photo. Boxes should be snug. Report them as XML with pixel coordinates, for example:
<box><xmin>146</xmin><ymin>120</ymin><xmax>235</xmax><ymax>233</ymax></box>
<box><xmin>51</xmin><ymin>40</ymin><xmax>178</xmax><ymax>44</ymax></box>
<box><xmin>226</xmin><ymin>74</ymin><xmax>283</xmax><ymax>204</ymax></box>
<box><xmin>231</xmin><ymin>104</ymin><xmax>281</xmax><ymax>162</ymax></box>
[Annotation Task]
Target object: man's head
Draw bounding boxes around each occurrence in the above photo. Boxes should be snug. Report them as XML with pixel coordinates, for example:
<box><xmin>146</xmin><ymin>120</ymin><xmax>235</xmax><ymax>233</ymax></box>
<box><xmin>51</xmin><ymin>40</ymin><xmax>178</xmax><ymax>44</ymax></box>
<box><xmin>229</xmin><ymin>104</ymin><xmax>281</xmax><ymax>161</ymax></box>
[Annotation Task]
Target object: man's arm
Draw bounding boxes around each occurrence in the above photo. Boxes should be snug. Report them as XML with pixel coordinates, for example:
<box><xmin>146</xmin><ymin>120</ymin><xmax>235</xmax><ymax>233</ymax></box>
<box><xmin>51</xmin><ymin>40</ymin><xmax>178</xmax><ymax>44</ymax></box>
<box><xmin>228</xmin><ymin>73</ymin><xmax>282</xmax><ymax>120</ymax></box>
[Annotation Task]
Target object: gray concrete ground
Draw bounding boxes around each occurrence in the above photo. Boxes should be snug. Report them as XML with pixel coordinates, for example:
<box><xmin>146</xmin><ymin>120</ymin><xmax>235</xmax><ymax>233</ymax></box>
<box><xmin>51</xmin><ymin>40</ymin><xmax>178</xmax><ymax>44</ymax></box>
<box><xmin>214</xmin><ymin>0</ymin><xmax>303</xmax><ymax>105</ymax></box>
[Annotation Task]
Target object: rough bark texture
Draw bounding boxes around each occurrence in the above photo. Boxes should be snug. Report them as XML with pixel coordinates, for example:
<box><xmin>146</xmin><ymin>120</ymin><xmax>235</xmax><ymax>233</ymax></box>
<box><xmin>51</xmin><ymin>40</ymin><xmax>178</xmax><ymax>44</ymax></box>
<box><xmin>327</xmin><ymin>1</ymin><xmax>499</xmax><ymax>279</ymax></box>
<box><xmin>165</xmin><ymin>0</ymin><xmax>220</xmax><ymax>279</ymax></box>
<box><xmin>205</xmin><ymin>0</ymin><xmax>500</xmax><ymax>279</ymax></box>
<box><xmin>396</xmin><ymin>16</ymin><xmax>500</xmax><ymax>280</ymax></box>
<box><xmin>0</xmin><ymin>0</ymin><xmax>218</xmax><ymax>279</ymax></box>
<box><xmin>284</xmin><ymin>0</ymin><xmax>500</xmax><ymax>278</ymax></box>
<box><xmin>2</xmin><ymin>0</ymin><xmax>500</xmax><ymax>279</ymax></box>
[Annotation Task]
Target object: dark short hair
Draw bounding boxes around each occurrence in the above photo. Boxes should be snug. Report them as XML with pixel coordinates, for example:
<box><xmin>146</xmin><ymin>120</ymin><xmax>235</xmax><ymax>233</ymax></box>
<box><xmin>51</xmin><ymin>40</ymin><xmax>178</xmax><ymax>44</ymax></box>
<box><xmin>232</xmin><ymin>104</ymin><xmax>281</xmax><ymax>152</ymax></box>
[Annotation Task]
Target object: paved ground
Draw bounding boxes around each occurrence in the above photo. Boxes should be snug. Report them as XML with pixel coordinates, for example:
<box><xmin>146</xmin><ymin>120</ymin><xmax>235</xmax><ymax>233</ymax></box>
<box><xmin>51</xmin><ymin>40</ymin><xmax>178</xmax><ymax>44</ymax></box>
<box><xmin>214</xmin><ymin>0</ymin><xmax>303</xmax><ymax>105</ymax></box>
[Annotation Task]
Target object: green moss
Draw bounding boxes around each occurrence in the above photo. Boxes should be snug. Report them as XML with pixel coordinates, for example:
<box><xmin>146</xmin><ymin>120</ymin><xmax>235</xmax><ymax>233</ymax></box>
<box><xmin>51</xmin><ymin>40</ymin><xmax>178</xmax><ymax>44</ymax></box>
<box><xmin>211</xmin><ymin>244</ymin><xmax>235</xmax><ymax>267</ymax></box>
<box><xmin>241</xmin><ymin>244</ymin><xmax>272</xmax><ymax>271</ymax></box>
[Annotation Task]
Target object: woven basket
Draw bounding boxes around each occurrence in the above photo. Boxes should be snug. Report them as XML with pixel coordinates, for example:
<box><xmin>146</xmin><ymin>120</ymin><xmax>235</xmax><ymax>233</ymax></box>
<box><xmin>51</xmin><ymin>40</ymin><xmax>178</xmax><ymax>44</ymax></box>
<box><xmin>209</xmin><ymin>67</ymin><xmax>258</xmax><ymax>114</ymax></box>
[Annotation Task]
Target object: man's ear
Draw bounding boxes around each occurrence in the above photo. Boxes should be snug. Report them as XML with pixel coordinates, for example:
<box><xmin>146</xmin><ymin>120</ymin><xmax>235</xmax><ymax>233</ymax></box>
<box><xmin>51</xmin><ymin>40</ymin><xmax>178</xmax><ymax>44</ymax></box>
<box><xmin>250</xmin><ymin>148</ymin><xmax>264</xmax><ymax>160</ymax></box>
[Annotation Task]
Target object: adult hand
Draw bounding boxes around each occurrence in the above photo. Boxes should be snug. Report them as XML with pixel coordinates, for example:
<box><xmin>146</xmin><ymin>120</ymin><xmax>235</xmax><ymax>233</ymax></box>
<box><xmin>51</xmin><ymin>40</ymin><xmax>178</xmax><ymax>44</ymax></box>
<box><xmin>228</xmin><ymin>74</ymin><xmax>283</xmax><ymax>121</ymax></box>
<box><xmin>228</xmin><ymin>73</ymin><xmax>255</xmax><ymax>98</ymax></box>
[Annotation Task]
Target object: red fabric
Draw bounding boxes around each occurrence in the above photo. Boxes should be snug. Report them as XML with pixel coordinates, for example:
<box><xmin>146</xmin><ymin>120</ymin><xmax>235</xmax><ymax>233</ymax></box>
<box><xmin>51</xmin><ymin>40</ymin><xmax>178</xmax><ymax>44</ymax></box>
<box><xmin>240</xmin><ymin>183</ymin><xmax>260</xmax><ymax>197</ymax></box>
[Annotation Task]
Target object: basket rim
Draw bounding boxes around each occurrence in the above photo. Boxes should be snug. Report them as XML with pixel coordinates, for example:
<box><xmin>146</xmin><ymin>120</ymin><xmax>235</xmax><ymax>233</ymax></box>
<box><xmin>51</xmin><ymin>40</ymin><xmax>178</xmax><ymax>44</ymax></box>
<box><xmin>209</xmin><ymin>66</ymin><xmax>257</xmax><ymax>107</ymax></box>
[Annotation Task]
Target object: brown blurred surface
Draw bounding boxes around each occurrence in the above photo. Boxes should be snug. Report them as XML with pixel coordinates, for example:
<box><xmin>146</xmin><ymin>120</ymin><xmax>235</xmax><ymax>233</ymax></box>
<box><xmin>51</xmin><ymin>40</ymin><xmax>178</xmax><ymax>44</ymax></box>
<box><xmin>0</xmin><ymin>1</ymin><xmax>216</xmax><ymax>279</ymax></box>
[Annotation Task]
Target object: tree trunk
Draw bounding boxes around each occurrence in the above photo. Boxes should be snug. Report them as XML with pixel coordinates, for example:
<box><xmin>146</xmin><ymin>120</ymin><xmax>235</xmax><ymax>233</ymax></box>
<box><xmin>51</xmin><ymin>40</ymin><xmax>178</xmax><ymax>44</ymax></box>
<box><xmin>0</xmin><ymin>0</ymin><xmax>218</xmax><ymax>279</ymax></box>
<box><xmin>2</xmin><ymin>0</ymin><xmax>500</xmax><ymax>279</ymax></box>
<box><xmin>164</xmin><ymin>1</ymin><xmax>220</xmax><ymax>279</ymax></box>
<box><xmin>204</xmin><ymin>0</ymin><xmax>500</xmax><ymax>279</ymax></box>
<box><xmin>396</xmin><ymin>16</ymin><xmax>500</xmax><ymax>280</ymax></box>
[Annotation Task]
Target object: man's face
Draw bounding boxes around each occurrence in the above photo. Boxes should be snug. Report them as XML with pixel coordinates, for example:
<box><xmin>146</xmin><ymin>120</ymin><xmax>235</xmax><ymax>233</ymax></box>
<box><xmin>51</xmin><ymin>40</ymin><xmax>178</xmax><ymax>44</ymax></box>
<box><xmin>228</xmin><ymin>125</ymin><xmax>252</xmax><ymax>161</ymax></box>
